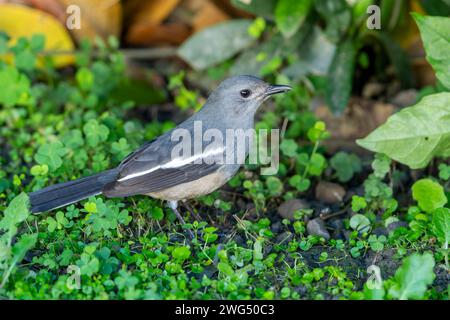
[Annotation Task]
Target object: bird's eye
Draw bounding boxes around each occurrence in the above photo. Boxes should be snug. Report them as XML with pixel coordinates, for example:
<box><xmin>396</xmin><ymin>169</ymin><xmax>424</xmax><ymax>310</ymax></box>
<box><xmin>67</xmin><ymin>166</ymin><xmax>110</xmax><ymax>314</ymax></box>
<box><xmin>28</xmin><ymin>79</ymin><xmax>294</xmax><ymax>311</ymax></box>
<box><xmin>240</xmin><ymin>89</ymin><xmax>251</xmax><ymax>98</ymax></box>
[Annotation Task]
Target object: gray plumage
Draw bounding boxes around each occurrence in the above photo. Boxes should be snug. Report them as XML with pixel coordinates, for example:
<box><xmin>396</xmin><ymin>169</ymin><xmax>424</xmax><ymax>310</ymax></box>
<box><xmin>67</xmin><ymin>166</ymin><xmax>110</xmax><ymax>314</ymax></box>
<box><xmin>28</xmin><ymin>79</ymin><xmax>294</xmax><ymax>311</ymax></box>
<box><xmin>29</xmin><ymin>75</ymin><xmax>290</xmax><ymax>214</ymax></box>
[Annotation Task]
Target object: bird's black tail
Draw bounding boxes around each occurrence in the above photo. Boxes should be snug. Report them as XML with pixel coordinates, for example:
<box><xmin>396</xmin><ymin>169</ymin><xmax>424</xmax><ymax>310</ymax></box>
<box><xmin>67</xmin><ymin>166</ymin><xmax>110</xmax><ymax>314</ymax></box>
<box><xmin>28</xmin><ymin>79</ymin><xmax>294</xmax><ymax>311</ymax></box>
<box><xmin>30</xmin><ymin>169</ymin><xmax>119</xmax><ymax>213</ymax></box>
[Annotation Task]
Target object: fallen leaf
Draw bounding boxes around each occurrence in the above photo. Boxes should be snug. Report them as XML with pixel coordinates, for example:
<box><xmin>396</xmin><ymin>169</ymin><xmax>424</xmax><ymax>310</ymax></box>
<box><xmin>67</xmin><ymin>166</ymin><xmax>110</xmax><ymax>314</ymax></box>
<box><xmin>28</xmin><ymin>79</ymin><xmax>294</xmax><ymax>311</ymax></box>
<box><xmin>0</xmin><ymin>3</ymin><xmax>74</xmax><ymax>67</ymax></box>
<box><xmin>58</xmin><ymin>0</ymin><xmax>122</xmax><ymax>42</ymax></box>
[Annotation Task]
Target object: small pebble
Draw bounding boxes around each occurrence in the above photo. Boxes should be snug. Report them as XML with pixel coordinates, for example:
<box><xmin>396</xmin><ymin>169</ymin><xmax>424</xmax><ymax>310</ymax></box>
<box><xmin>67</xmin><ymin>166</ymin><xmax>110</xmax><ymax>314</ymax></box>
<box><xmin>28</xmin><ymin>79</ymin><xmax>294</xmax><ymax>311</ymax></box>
<box><xmin>277</xmin><ymin>199</ymin><xmax>309</xmax><ymax>221</ymax></box>
<box><xmin>315</xmin><ymin>181</ymin><xmax>346</xmax><ymax>204</ymax></box>
<box><xmin>306</xmin><ymin>218</ymin><xmax>330</xmax><ymax>240</ymax></box>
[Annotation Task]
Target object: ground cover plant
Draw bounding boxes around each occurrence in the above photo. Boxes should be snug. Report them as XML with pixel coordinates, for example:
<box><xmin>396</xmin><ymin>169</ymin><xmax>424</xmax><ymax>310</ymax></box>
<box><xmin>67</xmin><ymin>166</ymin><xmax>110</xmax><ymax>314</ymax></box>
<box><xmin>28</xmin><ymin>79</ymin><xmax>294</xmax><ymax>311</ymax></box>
<box><xmin>0</xmin><ymin>0</ymin><xmax>449</xmax><ymax>300</ymax></box>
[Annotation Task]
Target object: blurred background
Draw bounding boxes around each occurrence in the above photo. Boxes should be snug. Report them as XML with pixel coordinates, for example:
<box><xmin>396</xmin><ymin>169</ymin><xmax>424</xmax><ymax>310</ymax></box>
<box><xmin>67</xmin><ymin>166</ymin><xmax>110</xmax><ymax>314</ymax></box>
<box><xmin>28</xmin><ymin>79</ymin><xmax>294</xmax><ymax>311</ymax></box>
<box><xmin>0</xmin><ymin>0</ymin><xmax>447</xmax><ymax>149</ymax></box>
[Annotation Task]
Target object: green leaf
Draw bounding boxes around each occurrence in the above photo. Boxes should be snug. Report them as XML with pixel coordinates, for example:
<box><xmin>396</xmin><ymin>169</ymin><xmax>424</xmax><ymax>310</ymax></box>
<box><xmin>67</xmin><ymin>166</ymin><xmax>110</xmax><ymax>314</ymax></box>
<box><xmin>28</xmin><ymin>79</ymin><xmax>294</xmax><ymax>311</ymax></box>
<box><xmin>266</xmin><ymin>176</ymin><xmax>283</xmax><ymax>196</ymax></box>
<box><xmin>231</xmin><ymin>0</ymin><xmax>277</xmax><ymax>18</ymax></box>
<box><xmin>275</xmin><ymin>0</ymin><xmax>312</xmax><ymax>38</ymax></box>
<box><xmin>371</xmin><ymin>153</ymin><xmax>391</xmax><ymax>179</ymax></box>
<box><xmin>151</xmin><ymin>207</ymin><xmax>164</xmax><ymax>221</ymax></box>
<box><xmin>412</xmin><ymin>179</ymin><xmax>447</xmax><ymax>213</ymax></box>
<box><xmin>178</xmin><ymin>20</ymin><xmax>255</xmax><ymax>70</ymax></box>
<box><xmin>351</xmin><ymin>195</ymin><xmax>367</xmax><ymax>212</ymax></box>
<box><xmin>172</xmin><ymin>246</ymin><xmax>191</xmax><ymax>262</ymax></box>
<box><xmin>420</xmin><ymin>0</ymin><xmax>450</xmax><ymax>16</ymax></box>
<box><xmin>326</xmin><ymin>39</ymin><xmax>355</xmax><ymax>114</ymax></box>
<box><xmin>35</xmin><ymin>141</ymin><xmax>68</xmax><ymax>172</ymax></box>
<box><xmin>61</xmin><ymin>129</ymin><xmax>84</xmax><ymax>149</ymax></box>
<box><xmin>83</xmin><ymin>119</ymin><xmax>110</xmax><ymax>147</ymax></box>
<box><xmin>388</xmin><ymin>253</ymin><xmax>435</xmax><ymax>300</ymax></box>
<box><xmin>349</xmin><ymin>214</ymin><xmax>371</xmax><ymax>233</ymax></box>
<box><xmin>330</xmin><ymin>151</ymin><xmax>362</xmax><ymax>182</ymax></box>
<box><xmin>377</xmin><ymin>33</ymin><xmax>414</xmax><ymax>88</ymax></box>
<box><xmin>15</xmin><ymin>50</ymin><xmax>36</xmax><ymax>71</ymax></box>
<box><xmin>413</xmin><ymin>13</ymin><xmax>450</xmax><ymax>90</ymax></box>
<box><xmin>0</xmin><ymin>65</ymin><xmax>30</xmax><ymax>107</ymax></box>
<box><xmin>314</xmin><ymin>0</ymin><xmax>351</xmax><ymax>43</ymax></box>
<box><xmin>431</xmin><ymin>207</ymin><xmax>450</xmax><ymax>246</ymax></box>
<box><xmin>357</xmin><ymin>93</ymin><xmax>450</xmax><ymax>169</ymax></box>
<box><xmin>0</xmin><ymin>193</ymin><xmax>30</xmax><ymax>231</ymax></box>
<box><xmin>280</xmin><ymin>139</ymin><xmax>298</xmax><ymax>157</ymax></box>
<box><xmin>11</xmin><ymin>233</ymin><xmax>37</xmax><ymax>263</ymax></box>
<box><xmin>288</xmin><ymin>175</ymin><xmax>310</xmax><ymax>192</ymax></box>
<box><xmin>76</xmin><ymin>67</ymin><xmax>94</xmax><ymax>91</ymax></box>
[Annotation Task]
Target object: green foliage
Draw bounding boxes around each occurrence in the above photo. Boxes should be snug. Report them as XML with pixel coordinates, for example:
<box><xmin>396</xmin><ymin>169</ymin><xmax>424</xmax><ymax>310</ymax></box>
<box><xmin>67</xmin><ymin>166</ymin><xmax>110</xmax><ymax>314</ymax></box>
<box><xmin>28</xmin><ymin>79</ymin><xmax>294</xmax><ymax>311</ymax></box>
<box><xmin>0</xmin><ymin>65</ymin><xmax>30</xmax><ymax>107</ymax></box>
<box><xmin>412</xmin><ymin>179</ymin><xmax>447</xmax><ymax>213</ymax></box>
<box><xmin>388</xmin><ymin>253</ymin><xmax>435</xmax><ymax>300</ymax></box>
<box><xmin>35</xmin><ymin>141</ymin><xmax>68</xmax><ymax>172</ymax></box>
<box><xmin>0</xmin><ymin>28</ymin><xmax>447</xmax><ymax>300</ymax></box>
<box><xmin>351</xmin><ymin>196</ymin><xmax>367</xmax><ymax>212</ymax></box>
<box><xmin>275</xmin><ymin>0</ymin><xmax>312</xmax><ymax>38</ymax></box>
<box><xmin>0</xmin><ymin>193</ymin><xmax>37</xmax><ymax>289</ymax></box>
<box><xmin>413</xmin><ymin>13</ymin><xmax>450</xmax><ymax>90</ymax></box>
<box><xmin>349</xmin><ymin>214</ymin><xmax>371</xmax><ymax>234</ymax></box>
<box><xmin>357</xmin><ymin>93</ymin><xmax>450</xmax><ymax>169</ymax></box>
<box><xmin>326</xmin><ymin>40</ymin><xmax>355</xmax><ymax>114</ymax></box>
<box><xmin>431</xmin><ymin>208</ymin><xmax>450</xmax><ymax>246</ymax></box>
<box><xmin>177</xmin><ymin>20</ymin><xmax>255</xmax><ymax>70</ymax></box>
<box><xmin>330</xmin><ymin>151</ymin><xmax>362</xmax><ymax>183</ymax></box>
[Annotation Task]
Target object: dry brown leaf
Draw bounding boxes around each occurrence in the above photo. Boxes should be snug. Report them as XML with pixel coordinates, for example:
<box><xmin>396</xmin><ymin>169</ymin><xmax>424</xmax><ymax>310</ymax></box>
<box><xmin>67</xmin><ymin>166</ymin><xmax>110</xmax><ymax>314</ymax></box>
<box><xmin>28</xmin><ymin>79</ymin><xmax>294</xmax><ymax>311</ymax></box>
<box><xmin>314</xmin><ymin>97</ymin><xmax>396</xmax><ymax>154</ymax></box>
<box><xmin>191</xmin><ymin>0</ymin><xmax>229</xmax><ymax>32</ymax></box>
<box><xmin>128</xmin><ymin>0</ymin><xmax>180</xmax><ymax>25</ymax></box>
<box><xmin>58</xmin><ymin>0</ymin><xmax>122</xmax><ymax>42</ymax></box>
<box><xmin>126</xmin><ymin>22</ymin><xmax>190</xmax><ymax>46</ymax></box>
<box><xmin>125</xmin><ymin>0</ymin><xmax>182</xmax><ymax>46</ymax></box>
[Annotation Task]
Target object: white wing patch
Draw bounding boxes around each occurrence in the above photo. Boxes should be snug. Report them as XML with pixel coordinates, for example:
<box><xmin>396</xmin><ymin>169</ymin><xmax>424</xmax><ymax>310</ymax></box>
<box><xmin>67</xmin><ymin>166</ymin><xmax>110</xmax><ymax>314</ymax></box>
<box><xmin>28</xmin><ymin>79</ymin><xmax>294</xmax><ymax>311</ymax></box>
<box><xmin>117</xmin><ymin>147</ymin><xmax>224</xmax><ymax>182</ymax></box>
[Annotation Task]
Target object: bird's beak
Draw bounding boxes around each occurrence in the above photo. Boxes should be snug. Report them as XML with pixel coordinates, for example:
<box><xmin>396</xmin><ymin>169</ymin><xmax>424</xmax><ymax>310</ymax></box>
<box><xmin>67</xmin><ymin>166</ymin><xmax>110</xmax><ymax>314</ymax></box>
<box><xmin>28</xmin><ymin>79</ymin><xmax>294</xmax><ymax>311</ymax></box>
<box><xmin>264</xmin><ymin>84</ymin><xmax>292</xmax><ymax>97</ymax></box>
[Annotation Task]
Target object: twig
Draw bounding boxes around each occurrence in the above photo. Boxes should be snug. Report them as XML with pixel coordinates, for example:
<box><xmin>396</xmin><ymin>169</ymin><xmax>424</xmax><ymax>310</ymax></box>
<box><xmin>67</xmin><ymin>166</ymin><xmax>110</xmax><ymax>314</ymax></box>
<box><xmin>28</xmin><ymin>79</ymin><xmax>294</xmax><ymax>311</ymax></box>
<box><xmin>40</xmin><ymin>47</ymin><xmax>178</xmax><ymax>60</ymax></box>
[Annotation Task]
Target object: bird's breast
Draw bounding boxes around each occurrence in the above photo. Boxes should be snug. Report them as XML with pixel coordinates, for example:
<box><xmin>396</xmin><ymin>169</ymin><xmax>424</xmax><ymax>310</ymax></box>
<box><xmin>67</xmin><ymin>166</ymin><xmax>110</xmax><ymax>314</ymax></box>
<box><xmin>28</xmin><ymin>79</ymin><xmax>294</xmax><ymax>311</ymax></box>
<box><xmin>146</xmin><ymin>165</ymin><xmax>238</xmax><ymax>201</ymax></box>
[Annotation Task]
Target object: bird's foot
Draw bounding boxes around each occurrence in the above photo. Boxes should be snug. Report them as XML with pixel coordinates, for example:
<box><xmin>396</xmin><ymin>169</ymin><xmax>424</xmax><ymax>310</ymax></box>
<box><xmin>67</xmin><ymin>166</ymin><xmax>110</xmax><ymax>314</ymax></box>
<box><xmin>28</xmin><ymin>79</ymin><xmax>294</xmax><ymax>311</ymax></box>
<box><xmin>182</xmin><ymin>201</ymin><xmax>202</xmax><ymax>221</ymax></box>
<box><xmin>168</xmin><ymin>200</ymin><xmax>195</xmax><ymax>239</ymax></box>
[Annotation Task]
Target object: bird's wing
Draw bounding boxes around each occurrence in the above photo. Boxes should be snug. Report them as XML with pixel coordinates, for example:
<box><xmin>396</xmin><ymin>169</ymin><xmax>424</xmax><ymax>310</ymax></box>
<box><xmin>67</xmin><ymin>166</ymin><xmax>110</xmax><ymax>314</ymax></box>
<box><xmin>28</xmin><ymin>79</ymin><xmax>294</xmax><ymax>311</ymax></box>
<box><xmin>103</xmin><ymin>135</ymin><xmax>223</xmax><ymax>197</ymax></box>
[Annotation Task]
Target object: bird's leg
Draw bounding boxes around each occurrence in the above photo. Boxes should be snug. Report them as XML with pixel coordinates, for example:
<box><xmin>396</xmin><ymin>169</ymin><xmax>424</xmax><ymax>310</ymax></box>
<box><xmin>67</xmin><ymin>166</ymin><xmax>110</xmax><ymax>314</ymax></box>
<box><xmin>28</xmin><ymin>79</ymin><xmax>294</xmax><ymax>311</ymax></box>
<box><xmin>182</xmin><ymin>200</ymin><xmax>202</xmax><ymax>221</ymax></box>
<box><xmin>168</xmin><ymin>200</ymin><xmax>194</xmax><ymax>239</ymax></box>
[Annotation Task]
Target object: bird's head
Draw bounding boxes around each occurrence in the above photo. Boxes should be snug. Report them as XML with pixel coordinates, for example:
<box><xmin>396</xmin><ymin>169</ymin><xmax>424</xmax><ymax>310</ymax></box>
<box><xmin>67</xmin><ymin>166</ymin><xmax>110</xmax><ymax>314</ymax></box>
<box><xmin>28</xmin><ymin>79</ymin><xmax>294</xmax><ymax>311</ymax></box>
<box><xmin>205</xmin><ymin>75</ymin><xmax>291</xmax><ymax>118</ymax></box>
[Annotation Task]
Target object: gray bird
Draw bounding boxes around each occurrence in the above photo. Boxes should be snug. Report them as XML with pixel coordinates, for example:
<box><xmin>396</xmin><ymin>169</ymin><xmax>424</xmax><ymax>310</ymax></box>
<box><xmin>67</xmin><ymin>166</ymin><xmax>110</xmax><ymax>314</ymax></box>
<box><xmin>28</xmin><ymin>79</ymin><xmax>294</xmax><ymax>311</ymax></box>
<box><xmin>30</xmin><ymin>75</ymin><xmax>291</xmax><ymax>233</ymax></box>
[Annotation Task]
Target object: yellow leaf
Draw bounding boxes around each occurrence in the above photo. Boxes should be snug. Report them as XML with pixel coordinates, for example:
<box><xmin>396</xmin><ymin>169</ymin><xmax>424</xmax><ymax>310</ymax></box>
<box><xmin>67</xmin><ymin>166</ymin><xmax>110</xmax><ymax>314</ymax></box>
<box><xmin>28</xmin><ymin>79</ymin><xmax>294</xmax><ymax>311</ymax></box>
<box><xmin>0</xmin><ymin>3</ymin><xmax>75</xmax><ymax>67</ymax></box>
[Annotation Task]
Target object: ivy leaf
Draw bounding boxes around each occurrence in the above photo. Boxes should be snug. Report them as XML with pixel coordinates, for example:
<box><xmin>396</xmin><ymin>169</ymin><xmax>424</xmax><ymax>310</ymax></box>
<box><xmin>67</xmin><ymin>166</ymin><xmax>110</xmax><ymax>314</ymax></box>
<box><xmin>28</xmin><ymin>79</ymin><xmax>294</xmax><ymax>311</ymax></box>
<box><xmin>83</xmin><ymin>119</ymin><xmax>110</xmax><ymax>147</ymax></box>
<box><xmin>178</xmin><ymin>20</ymin><xmax>255</xmax><ymax>70</ymax></box>
<box><xmin>413</xmin><ymin>13</ymin><xmax>450</xmax><ymax>90</ymax></box>
<box><xmin>389</xmin><ymin>253</ymin><xmax>435</xmax><ymax>300</ymax></box>
<box><xmin>431</xmin><ymin>207</ymin><xmax>450</xmax><ymax>246</ymax></box>
<box><xmin>326</xmin><ymin>39</ymin><xmax>355</xmax><ymax>114</ymax></box>
<box><xmin>0</xmin><ymin>65</ymin><xmax>30</xmax><ymax>107</ymax></box>
<box><xmin>35</xmin><ymin>141</ymin><xmax>68</xmax><ymax>172</ymax></box>
<box><xmin>275</xmin><ymin>0</ymin><xmax>312</xmax><ymax>38</ymax></box>
<box><xmin>357</xmin><ymin>93</ymin><xmax>450</xmax><ymax>169</ymax></box>
<box><xmin>412</xmin><ymin>179</ymin><xmax>447</xmax><ymax>213</ymax></box>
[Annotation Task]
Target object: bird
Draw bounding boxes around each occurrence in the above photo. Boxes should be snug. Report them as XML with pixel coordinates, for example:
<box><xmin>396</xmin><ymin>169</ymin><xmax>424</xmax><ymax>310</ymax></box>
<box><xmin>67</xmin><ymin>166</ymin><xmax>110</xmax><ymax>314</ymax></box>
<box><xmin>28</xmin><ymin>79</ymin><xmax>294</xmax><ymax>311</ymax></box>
<box><xmin>29</xmin><ymin>75</ymin><xmax>291</xmax><ymax>234</ymax></box>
